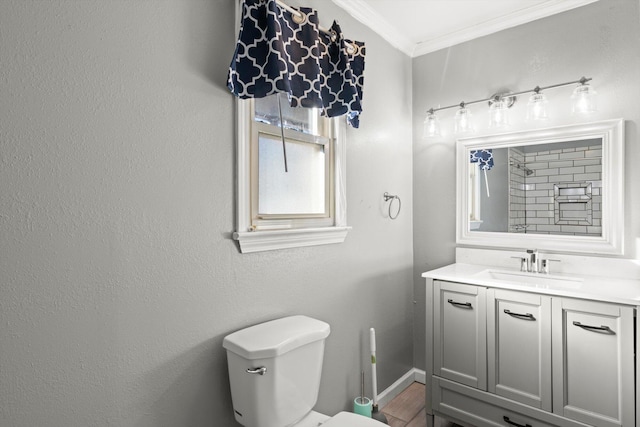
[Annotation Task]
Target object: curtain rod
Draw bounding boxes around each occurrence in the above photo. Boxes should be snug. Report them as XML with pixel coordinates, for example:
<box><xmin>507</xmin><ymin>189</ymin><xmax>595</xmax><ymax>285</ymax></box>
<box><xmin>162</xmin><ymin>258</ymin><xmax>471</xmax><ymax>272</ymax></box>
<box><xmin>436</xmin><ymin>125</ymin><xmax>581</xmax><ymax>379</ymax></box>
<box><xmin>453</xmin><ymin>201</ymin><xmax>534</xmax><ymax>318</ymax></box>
<box><xmin>275</xmin><ymin>0</ymin><xmax>332</xmax><ymax>36</ymax></box>
<box><xmin>275</xmin><ymin>0</ymin><xmax>355</xmax><ymax>51</ymax></box>
<box><xmin>427</xmin><ymin>77</ymin><xmax>592</xmax><ymax>114</ymax></box>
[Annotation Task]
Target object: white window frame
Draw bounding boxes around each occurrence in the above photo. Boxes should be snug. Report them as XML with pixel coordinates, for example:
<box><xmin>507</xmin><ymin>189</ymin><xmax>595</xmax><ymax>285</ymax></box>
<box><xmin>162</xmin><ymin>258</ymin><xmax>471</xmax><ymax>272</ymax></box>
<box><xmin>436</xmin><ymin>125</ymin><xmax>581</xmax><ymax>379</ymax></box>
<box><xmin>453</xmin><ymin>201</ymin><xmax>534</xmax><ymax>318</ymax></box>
<box><xmin>468</xmin><ymin>164</ymin><xmax>483</xmax><ymax>230</ymax></box>
<box><xmin>251</xmin><ymin>110</ymin><xmax>333</xmax><ymax>230</ymax></box>
<box><xmin>233</xmin><ymin>98</ymin><xmax>350</xmax><ymax>253</ymax></box>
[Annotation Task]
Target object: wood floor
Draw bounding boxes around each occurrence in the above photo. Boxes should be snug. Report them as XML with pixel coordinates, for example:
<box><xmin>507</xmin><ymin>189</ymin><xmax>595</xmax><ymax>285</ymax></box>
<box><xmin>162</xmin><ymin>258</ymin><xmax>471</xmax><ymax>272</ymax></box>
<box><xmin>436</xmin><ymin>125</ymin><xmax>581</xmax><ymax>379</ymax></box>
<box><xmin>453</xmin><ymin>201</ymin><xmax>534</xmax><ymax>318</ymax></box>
<box><xmin>380</xmin><ymin>382</ymin><xmax>461</xmax><ymax>427</ymax></box>
<box><xmin>380</xmin><ymin>382</ymin><xmax>427</xmax><ymax>427</ymax></box>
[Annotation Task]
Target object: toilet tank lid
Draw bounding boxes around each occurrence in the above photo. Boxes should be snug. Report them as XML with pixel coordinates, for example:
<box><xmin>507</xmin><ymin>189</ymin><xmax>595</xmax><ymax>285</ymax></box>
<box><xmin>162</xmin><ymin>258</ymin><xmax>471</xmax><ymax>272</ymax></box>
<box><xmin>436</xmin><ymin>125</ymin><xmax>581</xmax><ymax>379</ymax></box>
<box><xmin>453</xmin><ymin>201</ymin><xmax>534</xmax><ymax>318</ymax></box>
<box><xmin>223</xmin><ymin>315</ymin><xmax>330</xmax><ymax>360</ymax></box>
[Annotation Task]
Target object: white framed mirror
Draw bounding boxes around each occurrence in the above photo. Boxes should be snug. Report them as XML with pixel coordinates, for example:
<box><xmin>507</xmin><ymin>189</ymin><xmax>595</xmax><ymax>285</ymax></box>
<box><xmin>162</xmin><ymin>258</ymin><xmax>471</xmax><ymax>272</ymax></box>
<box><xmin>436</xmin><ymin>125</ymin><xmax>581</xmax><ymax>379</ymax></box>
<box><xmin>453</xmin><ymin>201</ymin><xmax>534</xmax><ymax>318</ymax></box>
<box><xmin>456</xmin><ymin>118</ymin><xmax>624</xmax><ymax>255</ymax></box>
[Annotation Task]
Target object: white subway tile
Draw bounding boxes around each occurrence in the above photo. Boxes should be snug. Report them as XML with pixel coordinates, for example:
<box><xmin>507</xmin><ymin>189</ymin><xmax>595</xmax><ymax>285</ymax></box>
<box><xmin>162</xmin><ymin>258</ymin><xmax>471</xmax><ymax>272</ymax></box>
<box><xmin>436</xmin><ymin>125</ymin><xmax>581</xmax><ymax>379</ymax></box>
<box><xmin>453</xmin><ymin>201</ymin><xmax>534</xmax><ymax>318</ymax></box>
<box><xmin>536</xmin><ymin>168</ymin><xmax>560</xmax><ymax>176</ymax></box>
<box><xmin>559</xmin><ymin>166</ymin><xmax>585</xmax><ymax>174</ymax></box>
<box><xmin>535</xmin><ymin>153</ymin><xmax>560</xmax><ymax>161</ymax></box>
<box><xmin>574</xmin><ymin>173</ymin><xmax>600</xmax><ymax>181</ymax></box>
<box><xmin>585</xmin><ymin>165</ymin><xmax>602</xmax><ymax>173</ymax></box>
<box><xmin>548</xmin><ymin>160</ymin><xmax>575</xmax><ymax>168</ymax></box>
<box><xmin>561</xmin><ymin>225</ymin><xmax>587</xmax><ymax>233</ymax></box>
<box><xmin>527</xmin><ymin>176</ymin><xmax>550</xmax><ymax>183</ymax></box>
<box><xmin>587</xmin><ymin>226</ymin><xmax>602</xmax><ymax>234</ymax></box>
<box><xmin>573</xmin><ymin>158</ymin><xmax>600</xmax><ymax>166</ymax></box>
<box><xmin>559</xmin><ymin>151</ymin><xmax>585</xmax><ymax>160</ymax></box>
<box><xmin>547</xmin><ymin>174</ymin><xmax>576</xmax><ymax>183</ymax></box>
<box><xmin>536</xmin><ymin>197</ymin><xmax>554</xmax><ymax>204</ymax></box>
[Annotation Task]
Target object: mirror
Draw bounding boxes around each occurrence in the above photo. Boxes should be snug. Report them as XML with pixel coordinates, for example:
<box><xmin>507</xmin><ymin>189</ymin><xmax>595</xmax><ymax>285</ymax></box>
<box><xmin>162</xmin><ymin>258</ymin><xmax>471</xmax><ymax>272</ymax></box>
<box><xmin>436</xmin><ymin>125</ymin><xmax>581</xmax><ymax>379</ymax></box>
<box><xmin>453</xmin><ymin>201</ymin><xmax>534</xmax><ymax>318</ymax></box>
<box><xmin>456</xmin><ymin>119</ymin><xmax>624</xmax><ymax>255</ymax></box>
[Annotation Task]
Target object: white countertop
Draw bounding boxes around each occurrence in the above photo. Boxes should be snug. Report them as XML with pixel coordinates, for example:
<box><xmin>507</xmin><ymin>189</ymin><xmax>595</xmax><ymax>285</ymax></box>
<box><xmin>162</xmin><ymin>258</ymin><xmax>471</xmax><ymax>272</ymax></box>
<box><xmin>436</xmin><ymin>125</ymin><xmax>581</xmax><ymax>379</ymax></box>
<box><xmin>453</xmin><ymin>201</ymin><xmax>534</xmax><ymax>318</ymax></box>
<box><xmin>422</xmin><ymin>263</ymin><xmax>640</xmax><ymax>306</ymax></box>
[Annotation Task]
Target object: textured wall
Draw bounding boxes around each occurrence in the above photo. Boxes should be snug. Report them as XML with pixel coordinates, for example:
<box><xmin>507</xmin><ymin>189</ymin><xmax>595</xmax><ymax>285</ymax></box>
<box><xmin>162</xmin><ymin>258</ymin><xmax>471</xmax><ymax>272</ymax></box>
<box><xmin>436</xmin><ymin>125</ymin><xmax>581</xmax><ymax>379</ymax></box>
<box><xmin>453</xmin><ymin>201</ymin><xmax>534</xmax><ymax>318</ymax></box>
<box><xmin>412</xmin><ymin>0</ymin><xmax>640</xmax><ymax>369</ymax></box>
<box><xmin>0</xmin><ymin>1</ymin><xmax>414</xmax><ymax>426</ymax></box>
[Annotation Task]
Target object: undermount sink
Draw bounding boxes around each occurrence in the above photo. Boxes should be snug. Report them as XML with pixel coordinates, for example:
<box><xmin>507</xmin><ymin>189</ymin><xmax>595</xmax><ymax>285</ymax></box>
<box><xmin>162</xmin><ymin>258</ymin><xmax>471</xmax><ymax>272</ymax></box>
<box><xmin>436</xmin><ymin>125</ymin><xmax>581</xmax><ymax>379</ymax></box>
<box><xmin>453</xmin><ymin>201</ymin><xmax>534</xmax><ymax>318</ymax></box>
<box><xmin>474</xmin><ymin>269</ymin><xmax>584</xmax><ymax>289</ymax></box>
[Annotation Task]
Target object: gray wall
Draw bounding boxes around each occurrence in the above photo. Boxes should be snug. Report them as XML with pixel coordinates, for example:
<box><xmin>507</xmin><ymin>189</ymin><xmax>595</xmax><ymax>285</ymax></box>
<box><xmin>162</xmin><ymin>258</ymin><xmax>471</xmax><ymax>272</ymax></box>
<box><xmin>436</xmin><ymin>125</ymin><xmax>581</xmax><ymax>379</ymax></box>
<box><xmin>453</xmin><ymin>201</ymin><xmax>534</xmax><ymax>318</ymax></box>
<box><xmin>0</xmin><ymin>1</ymin><xmax>414</xmax><ymax>426</ymax></box>
<box><xmin>412</xmin><ymin>0</ymin><xmax>640</xmax><ymax>369</ymax></box>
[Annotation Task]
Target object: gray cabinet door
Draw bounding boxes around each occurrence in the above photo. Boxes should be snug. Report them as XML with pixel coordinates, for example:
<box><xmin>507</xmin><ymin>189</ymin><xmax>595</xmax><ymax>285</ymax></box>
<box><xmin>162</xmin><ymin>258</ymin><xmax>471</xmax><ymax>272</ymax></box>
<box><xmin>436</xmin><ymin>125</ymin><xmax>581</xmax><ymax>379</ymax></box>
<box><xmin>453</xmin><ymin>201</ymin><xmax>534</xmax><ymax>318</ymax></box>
<box><xmin>552</xmin><ymin>298</ymin><xmax>634</xmax><ymax>427</ymax></box>
<box><xmin>487</xmin><ymin>288</ymin><xmax>552</xmax><ymax>411</ymax></box>
<box><xmin>433</xmin><ymin>280</ymin><xmax>487</xmax><ymax>390</ymax></box>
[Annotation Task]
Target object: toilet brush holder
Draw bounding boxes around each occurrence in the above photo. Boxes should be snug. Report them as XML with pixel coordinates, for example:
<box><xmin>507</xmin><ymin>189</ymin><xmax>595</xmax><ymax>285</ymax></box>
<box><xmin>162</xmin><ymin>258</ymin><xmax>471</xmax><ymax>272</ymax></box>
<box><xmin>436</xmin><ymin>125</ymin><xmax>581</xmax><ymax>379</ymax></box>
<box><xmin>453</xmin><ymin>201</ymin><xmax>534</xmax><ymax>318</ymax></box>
<box><xmin>353</xmin><ymin>396</ymin><xmax>372</xmax><ymax>417</ymax></box>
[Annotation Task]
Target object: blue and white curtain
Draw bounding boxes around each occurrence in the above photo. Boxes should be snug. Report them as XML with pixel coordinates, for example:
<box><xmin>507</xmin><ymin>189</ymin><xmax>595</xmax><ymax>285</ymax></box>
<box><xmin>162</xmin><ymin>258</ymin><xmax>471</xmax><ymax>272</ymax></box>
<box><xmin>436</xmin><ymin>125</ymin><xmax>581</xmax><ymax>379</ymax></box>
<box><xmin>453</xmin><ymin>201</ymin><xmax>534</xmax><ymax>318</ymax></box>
<box><xmin>470</xmin><ymin>149</ymin><xmax>494</xmax><ymax>170</ymax></box>
<box><xmin>227</xmin><ymin>0</ymin><xmax>365</xmax><ymax>127</ymax></box>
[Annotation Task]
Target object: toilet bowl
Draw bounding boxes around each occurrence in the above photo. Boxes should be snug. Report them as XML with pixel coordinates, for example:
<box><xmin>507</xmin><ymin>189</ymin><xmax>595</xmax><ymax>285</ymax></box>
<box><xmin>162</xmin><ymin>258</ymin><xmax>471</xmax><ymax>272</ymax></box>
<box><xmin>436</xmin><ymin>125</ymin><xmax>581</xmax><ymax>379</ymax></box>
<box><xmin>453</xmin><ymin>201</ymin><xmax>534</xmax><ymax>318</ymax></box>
<box><xmin>223</xmin><ymin>315</ymin><xmax>387</xmax><ymax>427</ymax></box>
<box><xmin>312</xmin><ymin>411</ymin><xmax>385</xmax><ymax>427</ymax></box>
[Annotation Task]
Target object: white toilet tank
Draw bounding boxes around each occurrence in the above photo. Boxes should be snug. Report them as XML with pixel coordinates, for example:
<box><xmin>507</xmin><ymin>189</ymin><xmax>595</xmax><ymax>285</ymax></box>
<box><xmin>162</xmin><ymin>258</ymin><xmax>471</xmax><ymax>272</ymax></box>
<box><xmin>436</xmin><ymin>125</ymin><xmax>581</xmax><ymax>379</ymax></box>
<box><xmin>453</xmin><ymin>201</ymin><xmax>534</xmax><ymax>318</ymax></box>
<box><xmin>223</xmin><ymin>315</ymin><xmax>331</xmax><ymax>427</ymax></box>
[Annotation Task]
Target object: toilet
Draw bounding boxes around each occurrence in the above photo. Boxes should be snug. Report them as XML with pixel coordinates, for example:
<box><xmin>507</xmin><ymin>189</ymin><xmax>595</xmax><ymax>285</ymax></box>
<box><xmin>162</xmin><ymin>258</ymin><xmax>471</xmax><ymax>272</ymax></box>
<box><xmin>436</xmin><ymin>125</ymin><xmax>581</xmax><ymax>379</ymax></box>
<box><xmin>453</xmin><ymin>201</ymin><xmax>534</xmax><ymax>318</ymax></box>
<box><xmin>223</xmin><ymin>315</ymin><xmax>387</xmax><ymax>427</ymax></box>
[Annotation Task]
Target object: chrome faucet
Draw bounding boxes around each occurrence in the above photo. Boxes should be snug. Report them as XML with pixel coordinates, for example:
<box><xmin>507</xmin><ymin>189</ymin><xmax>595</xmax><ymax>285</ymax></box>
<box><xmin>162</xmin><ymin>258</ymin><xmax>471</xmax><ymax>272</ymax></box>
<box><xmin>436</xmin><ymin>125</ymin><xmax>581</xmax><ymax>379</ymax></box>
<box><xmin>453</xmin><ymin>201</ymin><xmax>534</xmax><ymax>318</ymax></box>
<box><xmin>526</xmin><ymin>249</ymin><xmax>538</xmax><ymax>273</ymax></box>
<box><xmin>512</xmin><ymin>249</ymin><xmax>560</xmax><ymax>274</ymax></box>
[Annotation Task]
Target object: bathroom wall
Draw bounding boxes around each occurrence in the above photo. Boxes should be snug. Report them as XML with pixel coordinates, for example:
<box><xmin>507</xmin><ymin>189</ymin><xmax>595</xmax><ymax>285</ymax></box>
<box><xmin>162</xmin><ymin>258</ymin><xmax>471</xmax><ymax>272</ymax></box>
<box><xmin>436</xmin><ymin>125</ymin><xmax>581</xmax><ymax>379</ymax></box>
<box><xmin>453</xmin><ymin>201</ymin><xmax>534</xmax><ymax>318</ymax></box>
<box><xmin>0</xmin><ymin>1</ymin><xmax>414</xmax><ymax>426</ymax></box>
<box><xmin>412</xmin><ymin>0</ymin><xmax>640</xmax><ymax>369</ymax></box>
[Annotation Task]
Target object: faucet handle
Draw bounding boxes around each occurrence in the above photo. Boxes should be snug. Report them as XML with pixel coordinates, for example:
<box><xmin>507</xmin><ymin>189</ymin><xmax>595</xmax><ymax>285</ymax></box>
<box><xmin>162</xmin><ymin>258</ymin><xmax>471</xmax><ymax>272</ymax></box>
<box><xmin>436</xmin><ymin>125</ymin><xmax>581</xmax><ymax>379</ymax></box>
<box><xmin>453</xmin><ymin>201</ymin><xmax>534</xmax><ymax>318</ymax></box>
<box><xmin>511</xmin><ymin>256</ymin><xmax>527</xmax><ymax>272</ymax></box>
<box><xmin>540</xmin><ymin>258</ymin><xmax>561</xmax><ymax>274</ymax></box>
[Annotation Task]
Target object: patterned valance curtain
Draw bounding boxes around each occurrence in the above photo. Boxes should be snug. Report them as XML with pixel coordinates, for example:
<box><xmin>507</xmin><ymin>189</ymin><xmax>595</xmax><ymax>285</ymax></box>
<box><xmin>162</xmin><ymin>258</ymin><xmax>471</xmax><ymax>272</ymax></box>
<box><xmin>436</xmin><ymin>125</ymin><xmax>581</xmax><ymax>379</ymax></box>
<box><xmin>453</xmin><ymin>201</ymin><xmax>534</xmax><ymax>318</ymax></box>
<box><xmin>227</xmin><ymin>0</ymin><xmax>366</xmax><ymax>127</ymax></box>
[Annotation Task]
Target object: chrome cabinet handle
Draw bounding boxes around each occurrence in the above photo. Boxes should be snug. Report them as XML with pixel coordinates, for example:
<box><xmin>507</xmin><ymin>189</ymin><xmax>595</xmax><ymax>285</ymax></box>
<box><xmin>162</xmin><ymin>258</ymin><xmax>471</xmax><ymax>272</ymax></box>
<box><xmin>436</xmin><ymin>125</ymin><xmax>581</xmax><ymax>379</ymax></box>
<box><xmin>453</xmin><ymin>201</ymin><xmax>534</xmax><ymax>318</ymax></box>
<box><xmin>246</xmin><ymin>366</ymin><xmax>267</xmax><ymax>375</ymax></box>
<box><xmin>573</xmin><ymin>321</ymin><xmax>614</xmax><ymax>334</ymax></box>
<box><xmin>503</xmin><ymin>416</ymin><xmax>532</xmax><ymax>427</ymax></box>
<box><xmin>504</xmin><ymin>309</ymin><xmax>536</xmax><ymax>321</ymax></box>
<box><xmin>447</xmin><ymin>299</ymin><xmax>472</xmax><ymax>308</ymax></box>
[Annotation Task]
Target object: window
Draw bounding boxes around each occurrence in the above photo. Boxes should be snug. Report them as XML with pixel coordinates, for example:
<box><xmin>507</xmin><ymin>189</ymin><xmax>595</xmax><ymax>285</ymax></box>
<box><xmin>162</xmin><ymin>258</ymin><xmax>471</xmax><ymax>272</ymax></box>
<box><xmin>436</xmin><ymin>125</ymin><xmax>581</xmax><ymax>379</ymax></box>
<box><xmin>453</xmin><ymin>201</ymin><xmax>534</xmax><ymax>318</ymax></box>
<box><xmin>233</xmin><ymin>94</ymin><xmax>350</xmax><ymax>253</ymax></box>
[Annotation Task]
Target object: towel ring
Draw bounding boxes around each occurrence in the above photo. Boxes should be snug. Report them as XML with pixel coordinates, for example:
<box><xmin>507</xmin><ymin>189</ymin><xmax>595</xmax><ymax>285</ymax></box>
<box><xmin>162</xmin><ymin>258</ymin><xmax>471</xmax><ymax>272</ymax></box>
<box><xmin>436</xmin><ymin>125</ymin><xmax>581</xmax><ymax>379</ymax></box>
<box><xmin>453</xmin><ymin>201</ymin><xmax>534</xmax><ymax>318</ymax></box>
<box><xmin>383</xmin><ymin>192</ymin><xmax>401</xmax><ymax>220</ymax></box>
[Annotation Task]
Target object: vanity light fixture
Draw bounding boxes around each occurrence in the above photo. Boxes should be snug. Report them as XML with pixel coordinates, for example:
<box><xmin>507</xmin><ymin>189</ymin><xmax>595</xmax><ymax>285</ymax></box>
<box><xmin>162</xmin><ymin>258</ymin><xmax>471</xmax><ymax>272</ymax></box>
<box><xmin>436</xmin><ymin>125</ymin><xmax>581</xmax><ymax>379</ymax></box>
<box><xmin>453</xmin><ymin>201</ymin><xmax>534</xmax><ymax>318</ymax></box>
<box><xmin>454</xmin><ymin>102</ymin><xmax>475</xmax><ymax>134</ymax></box>
<box><xmin>488</xmin><ymin>95</ymin><xmax>511</xmax><ymax>129</ymax></box>
<box><xmin>526</xmin><ymin>86</ymin><xmax>549</xmax><ymax>121</ymax></box>
<box><xmin>422</xmin><ymin>109</ymin><xmax>441</xmax><ymax>138</ymax></box>
<box><xmin>571</xmin><ymin>77</ymin><xmax>597</xmax><ymax>114</ymax></box>
<box><xmin>423</xmin><ymin>76</ymin><xmax>595</xmax><ymax>136</ymax></box>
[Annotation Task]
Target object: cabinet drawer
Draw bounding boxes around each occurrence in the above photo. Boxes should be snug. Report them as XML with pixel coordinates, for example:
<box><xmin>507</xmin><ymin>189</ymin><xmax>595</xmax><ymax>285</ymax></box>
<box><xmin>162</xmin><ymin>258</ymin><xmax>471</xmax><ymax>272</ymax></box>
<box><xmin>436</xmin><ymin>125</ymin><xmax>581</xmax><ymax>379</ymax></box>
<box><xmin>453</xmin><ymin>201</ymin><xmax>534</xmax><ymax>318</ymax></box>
<box><xmin>433</xmin><ymin>376</ymin><xmax>591</xmax><ymax>427</ymax></box>
<box><xmin>434</xmin><ymin>281</ymin><xmax>487</xmax><ymax>390</ymax></box>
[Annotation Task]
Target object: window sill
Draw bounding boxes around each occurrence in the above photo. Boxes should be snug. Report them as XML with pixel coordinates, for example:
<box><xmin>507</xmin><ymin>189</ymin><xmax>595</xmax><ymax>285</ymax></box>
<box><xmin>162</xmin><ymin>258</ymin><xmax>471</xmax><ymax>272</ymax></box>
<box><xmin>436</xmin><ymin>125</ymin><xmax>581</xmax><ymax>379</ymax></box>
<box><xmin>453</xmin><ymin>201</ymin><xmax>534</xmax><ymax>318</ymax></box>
<box><xmin>233</xmin><ymin>226</ymin><xmax>351</xmax><ymax>253</ymax></box>
<box><xmin>470</xmin><ymin>220</ymin><xmax>483</xmax><ymax>230</ymax></box>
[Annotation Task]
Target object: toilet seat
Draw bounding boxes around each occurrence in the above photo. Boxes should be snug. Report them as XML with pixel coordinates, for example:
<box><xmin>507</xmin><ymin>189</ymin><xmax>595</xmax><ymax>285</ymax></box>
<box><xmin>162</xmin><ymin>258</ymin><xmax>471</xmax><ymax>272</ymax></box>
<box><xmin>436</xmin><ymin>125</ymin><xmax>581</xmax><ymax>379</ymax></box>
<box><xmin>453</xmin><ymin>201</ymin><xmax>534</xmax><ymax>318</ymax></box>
<box><xmin>321</xmin><ymin>411</ymin><xmax>388</xmax><ymax>427</ymax></box>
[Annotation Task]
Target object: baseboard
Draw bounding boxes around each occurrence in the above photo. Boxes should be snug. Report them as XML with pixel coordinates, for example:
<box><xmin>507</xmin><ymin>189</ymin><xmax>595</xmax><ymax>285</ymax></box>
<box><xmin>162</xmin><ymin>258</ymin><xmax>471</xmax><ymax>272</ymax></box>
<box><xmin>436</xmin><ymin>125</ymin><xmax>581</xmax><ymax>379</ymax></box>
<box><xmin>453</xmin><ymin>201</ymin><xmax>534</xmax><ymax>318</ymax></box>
<box><xmin>376</xmin><ymin>368</ymin><xmax>426</xmax><ymax>408</ymax></box>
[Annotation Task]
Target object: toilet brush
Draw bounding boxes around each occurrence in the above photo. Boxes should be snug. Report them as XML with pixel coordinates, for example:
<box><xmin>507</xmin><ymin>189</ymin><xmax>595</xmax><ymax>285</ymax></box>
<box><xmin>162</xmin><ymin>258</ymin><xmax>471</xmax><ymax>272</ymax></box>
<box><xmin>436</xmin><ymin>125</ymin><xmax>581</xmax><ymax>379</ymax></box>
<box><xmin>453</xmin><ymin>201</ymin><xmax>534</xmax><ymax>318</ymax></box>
<box><xmin>370</xmin><ymin>328</ymin><xmax>388</xmax><ymax>424</ymax></box>
<box><xmin>361</xmin><ymin>370</ymin><xmax>365</xmax><ymax>405</ymax></box>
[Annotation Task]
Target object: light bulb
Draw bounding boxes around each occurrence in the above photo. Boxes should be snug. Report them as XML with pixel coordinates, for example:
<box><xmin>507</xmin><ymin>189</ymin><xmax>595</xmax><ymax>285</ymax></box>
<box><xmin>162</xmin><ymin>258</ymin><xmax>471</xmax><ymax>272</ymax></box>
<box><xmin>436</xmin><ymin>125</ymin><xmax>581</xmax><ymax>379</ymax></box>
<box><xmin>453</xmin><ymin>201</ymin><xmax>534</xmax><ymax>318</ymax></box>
<box><xmin>423</xmin><ymin>110</ymin><xmax>440</xmax><ymax>138</ymax></box>
<box><xmin>526</xmin><ymin>91</ymin><xmax>548</xmax><ymax>121</ymax></box>
<box><xmin>489</xmin><ymin>98</ymin><xmax>510</xmax><ymax>128</ymax></box>
<box><xmin>454</xmin><ymin>105</ymin><xmax>474</xmax><ymax>134</ymax></box>
<box><xmin>571</xmin><ymin>81</ymin><xmax>597</xmax><ymax>114</ymax></box>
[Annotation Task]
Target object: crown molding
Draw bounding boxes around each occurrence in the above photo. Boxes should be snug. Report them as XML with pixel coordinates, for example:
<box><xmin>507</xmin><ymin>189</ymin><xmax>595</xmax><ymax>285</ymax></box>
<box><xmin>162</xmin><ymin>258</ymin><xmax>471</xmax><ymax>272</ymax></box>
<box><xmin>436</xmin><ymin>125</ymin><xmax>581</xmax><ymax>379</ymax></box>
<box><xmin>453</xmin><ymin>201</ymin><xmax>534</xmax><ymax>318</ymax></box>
<box><xmin>333</xmin><ymin>0</ymin><xmax>598</xmax><ymax>58</ymax></box>
<box><xmin>413</xmin><ymin>0</ymin><xmax>599</xmax><ymax>57</ymax></box>
<box><xmin>331</xmin><ymin>0</ymin><xmax>416</xmax><ymax>56</ymax></box>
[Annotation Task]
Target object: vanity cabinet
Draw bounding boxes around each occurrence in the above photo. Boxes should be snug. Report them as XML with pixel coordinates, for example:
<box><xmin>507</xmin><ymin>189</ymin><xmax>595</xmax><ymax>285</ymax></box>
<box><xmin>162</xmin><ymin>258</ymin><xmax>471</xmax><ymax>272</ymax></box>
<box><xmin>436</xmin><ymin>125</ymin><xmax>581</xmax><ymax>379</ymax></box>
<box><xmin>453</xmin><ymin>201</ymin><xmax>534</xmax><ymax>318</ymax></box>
<box><xmin>429</xmin><ymin>279</ymin><xmax>635</xmax><ymax>427</ymax></box>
